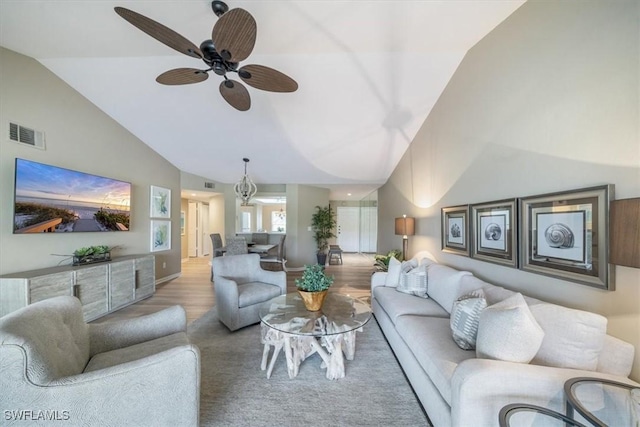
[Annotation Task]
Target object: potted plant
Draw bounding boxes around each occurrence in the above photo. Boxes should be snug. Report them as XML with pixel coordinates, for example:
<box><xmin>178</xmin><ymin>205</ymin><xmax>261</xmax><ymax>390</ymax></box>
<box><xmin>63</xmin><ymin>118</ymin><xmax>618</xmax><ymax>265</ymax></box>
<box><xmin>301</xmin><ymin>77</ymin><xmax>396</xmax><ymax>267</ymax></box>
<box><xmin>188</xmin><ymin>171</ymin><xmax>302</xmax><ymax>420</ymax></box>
<box><xmin>373</xmin><ymin>249</ymin><xmax>403</xmax><ymax>272</ymax></box>
<box><xmin>311</xmin><ymin>205</ymin><xmax>337</xmax><ymax>265</ymax></box>
<box><xmin>295</xmin><ymin>264</ymin><xmax>334</xmax><ymax>311</ymax></box>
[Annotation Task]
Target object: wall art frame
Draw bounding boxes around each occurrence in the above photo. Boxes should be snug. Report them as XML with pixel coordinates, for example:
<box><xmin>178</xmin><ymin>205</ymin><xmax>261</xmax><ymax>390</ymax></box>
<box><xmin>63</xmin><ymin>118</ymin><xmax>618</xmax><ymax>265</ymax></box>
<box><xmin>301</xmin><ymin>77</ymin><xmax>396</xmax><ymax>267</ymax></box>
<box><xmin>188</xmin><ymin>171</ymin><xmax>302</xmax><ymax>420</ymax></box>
<box><xmin>150</xmin><ymin>220</ymin><xmax>171</xmax><ymax>252</ymax></box>
<box><xmin>441</xmin><ymin>205</ymin><xmax>469</xmax><ymax>256</ymax></box>
<box><xmin>150</xmin><ymin>185</ymin><xmax>171</xmax><ymax>218</ymax></box>
<box><xmin>519</xmin><ymin>185</ymin><xmax>614</xmax><ymax>290</ymax></box>
<box><xmin>470</xmin><ymin>198</ymin><xmax>518</xmax><ymax>268</ymax></box>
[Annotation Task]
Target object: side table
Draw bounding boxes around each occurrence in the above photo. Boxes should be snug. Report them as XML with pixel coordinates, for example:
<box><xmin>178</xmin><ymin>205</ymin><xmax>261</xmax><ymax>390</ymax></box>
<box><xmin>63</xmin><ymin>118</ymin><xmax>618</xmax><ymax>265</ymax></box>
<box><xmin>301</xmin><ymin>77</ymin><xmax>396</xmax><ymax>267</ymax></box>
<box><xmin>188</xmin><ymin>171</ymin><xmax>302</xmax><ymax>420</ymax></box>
<box><xmin>565</xmin><ymin>377</ymin><xmax>640</xmax><ymax>427</ymax></box>
<box><xmin>499</xmin><ymin>403</ymin><xmax>587</xmax><ymax>427</ymax></box>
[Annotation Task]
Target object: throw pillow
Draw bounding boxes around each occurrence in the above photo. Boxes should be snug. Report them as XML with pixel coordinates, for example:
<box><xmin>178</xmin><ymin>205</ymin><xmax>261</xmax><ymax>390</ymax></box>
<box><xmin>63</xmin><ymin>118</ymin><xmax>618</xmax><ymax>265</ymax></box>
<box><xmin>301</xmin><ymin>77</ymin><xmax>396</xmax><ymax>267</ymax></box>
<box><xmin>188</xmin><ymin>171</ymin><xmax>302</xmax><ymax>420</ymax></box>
<box><xmin>529</xmin><ymin>303</ymin><xmax>607</xmax><ymax>371</ymax></box>
<box><xmin>450</xmin><ymin>289</ymin><xmax>487</xmax><ymax>350</ymax></box>
<box><xmin>384</xmin><ymin>257</ymin><xmax>402</xmax><ymax>288</ymax></box>
<box><xmin>476</xmin><ymin>293</ymin><xmax>544</xmax><ymax>363</ymax></box>
<box><xmin>396</xmin><ymin>264</ymin><xmax>428</xmax><ymax>298</ymax></box>
<box><xmin>426</xmin><ymin>264</ymin><xmax>473</xmax><ymax>313</ymax></box>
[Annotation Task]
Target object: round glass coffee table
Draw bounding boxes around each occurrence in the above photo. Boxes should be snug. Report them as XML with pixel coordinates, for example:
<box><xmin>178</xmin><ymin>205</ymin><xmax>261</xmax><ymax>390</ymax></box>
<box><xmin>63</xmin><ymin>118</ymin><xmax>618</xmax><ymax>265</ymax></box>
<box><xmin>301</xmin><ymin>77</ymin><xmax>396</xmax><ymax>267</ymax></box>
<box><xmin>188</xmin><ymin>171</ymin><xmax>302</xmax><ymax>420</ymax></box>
<box><xmin>565</xmin><ymin>377</ymin><xmax>640</xmax><ymax>427</ymax></box>
<box><xmin>259</xmin><ymin>293</ymin><xmax>372</xmax><ymax>380</ymax></box>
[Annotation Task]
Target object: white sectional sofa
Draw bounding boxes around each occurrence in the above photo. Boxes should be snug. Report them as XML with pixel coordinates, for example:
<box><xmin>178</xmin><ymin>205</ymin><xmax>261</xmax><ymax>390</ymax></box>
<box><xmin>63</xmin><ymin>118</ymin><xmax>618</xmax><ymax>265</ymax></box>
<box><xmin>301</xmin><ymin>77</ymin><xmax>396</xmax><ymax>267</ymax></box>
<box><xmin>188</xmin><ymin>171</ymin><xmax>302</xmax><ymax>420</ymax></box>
<box><xmin>371</xmin><ymin>257</ymin><xmax>638</xmax><ymax>427</ymax></box>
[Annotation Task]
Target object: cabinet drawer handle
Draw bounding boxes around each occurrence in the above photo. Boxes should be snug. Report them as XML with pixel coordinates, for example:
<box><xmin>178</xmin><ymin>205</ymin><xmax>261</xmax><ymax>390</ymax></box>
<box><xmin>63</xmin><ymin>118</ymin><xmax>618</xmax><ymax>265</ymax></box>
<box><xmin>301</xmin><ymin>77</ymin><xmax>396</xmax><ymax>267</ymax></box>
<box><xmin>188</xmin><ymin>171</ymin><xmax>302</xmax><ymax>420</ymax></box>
<box><xmin>73</xmin><ymin>285</ymin><xmax>80</xmax><ymax>298</ymax></box>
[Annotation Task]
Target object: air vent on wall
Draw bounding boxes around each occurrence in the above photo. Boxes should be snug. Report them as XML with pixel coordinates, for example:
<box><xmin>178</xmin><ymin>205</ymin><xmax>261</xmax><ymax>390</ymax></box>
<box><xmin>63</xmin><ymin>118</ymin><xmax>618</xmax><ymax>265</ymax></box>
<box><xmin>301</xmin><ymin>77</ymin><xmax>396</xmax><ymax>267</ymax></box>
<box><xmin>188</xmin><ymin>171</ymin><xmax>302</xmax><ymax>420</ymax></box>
<box><xmin>204</xmin><ymin>182</ymin><xmax>215</xmax><ymax>189</ymax></box>
<box><xmin>9</xmin><ymin>122</ymin><xmax>45</xmax><ymax>149</ymax></box>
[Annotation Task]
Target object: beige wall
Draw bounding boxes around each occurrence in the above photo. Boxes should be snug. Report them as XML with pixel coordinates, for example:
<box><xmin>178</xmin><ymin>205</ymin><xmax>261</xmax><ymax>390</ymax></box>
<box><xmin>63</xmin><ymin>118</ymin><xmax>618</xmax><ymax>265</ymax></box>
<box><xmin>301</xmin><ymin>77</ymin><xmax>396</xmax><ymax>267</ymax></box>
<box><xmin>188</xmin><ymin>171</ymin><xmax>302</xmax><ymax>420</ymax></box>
<box><xmin>0</xmin><ymin>47</ymin><xmax>182</xmax><ymax>281</ymax></box>
<box><xmin>378</xmin><ymin>0</ymin><xmax>640</xmax><ymax>380</ymax></box>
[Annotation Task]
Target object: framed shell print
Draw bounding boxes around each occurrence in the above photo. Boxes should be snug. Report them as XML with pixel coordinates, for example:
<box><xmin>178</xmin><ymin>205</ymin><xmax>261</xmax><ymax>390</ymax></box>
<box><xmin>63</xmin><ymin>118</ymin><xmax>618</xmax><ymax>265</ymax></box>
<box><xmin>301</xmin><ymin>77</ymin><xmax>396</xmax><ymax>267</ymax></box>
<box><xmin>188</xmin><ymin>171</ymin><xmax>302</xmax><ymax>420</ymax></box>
<box><xmin>519</xmin><ymin>185</ymin><xmax>614</xmax><ymax>290</ymax></box>
<box><xmin>470</xmin><ymin>199</ymin><xmax>517</xmax><ymax>268</ymax></box>
<box><xmin>442</xmin><ymin>205</ymin><xmax>469</xmax><ymax>256</ymax></box>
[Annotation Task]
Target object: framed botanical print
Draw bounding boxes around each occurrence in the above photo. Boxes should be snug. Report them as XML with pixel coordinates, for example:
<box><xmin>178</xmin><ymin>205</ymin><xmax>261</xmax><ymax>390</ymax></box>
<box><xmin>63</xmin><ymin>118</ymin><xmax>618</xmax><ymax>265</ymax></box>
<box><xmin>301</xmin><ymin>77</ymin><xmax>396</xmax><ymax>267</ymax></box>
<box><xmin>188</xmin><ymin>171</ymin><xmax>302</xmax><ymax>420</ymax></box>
<box><xmin>519</xmin><ymin>185</ymin><xmax>614</xmax><ymax>290</ymax></box>
<box><xmin>150</xmin><ymin>185</ymin><xmax>171</xmax><ymax>218</ymax></box>
<box><xmin>441</xmin><ymin>205</ymin><xmax>469</xmax><ymax>256</ymax></box>
<box><xmin>150</xmin><ymin>220</ymin><xmax>171</xmax><ymax>252</ymax></box>
<box><xmin>471</xmin><ymin>199</ymin><xmax>517</xmax><ymax>267</ymax></box>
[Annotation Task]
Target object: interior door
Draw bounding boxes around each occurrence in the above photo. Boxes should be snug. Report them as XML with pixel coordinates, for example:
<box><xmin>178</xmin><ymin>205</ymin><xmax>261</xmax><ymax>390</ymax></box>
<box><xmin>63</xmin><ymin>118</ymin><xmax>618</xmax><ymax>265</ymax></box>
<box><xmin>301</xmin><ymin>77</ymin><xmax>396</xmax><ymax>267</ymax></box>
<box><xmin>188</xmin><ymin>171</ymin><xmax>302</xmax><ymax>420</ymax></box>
<box><xmin>201</xmin><ymin>203</ymin><xmax>210</xmax><ymax>256</ymax></box>
<box><xmin>188</xmin><ymin>201</ymin><xmax>197</xmax><ymax>257</ymax></box>
<box><xmin>337</xmin><ymin>207</ymin><xmax>360</xmax><ymax>252</ymax></box>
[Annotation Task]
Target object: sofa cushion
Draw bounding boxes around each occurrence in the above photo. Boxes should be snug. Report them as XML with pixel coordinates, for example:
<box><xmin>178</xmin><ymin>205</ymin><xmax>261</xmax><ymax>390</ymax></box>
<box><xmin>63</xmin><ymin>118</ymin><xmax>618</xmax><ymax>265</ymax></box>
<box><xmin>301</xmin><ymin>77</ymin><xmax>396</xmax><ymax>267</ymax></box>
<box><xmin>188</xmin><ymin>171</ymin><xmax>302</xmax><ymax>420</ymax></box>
<box><xmin>476</xmin><ymin>293</ymin><xmax>544</xmax><ymax>363</ymax></box>
<box><xmin>450</xmin><ymin>289</ymin><xmax>486</xmax><ymax>350</ymax></box>
<box><xmin>396</xmin><ymin>316</ymin><xmax>476</xmax><ymax>405</ymax></box>
<box><xmin>237</xmin><ymin>282</ymin><xmax>282</xmax><ymax>308</ymax></box>
<box><xmin>374</xmin><ymin>287</ymin><xmax>448</xmax><ymax>325</ymax></box>
<box><xmin>384</xmin><ymin>256</ymin><xmax>402</xmax><ymax>287</ymax></box>
<box><xmin>397</xmin><ymin>263</ymin><xmax>428</xmax><ymax>298</ymax></box>
<box><xmin>84</xmin><ymin>332</ymin><xmax>190</xmax><ymax>372</ymax></box>
<box><xmin>426</xmin><ymin>264</ymin><xmax>472</xmax><ymax>313</ymax></box>
<box><xmin>529</xmin><ymin>303</ymin><xmax>607</xmax><ymax>371</ymax></box>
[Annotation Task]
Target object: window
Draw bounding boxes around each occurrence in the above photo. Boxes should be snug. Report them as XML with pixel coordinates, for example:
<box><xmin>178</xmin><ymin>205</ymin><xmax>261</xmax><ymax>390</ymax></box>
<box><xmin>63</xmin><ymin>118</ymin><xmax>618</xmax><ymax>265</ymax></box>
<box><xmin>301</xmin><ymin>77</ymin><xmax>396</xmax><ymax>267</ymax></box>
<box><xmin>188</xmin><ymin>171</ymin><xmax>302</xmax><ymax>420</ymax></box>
<box><xmin>271</xmin><ymin>211</ymin><xmax>286</xmax><ymax>232</ymax></box>
<box><xmin>241</xmin><ymin>212</ymin><xmax>251</xmax><ymax>232</ymax></box>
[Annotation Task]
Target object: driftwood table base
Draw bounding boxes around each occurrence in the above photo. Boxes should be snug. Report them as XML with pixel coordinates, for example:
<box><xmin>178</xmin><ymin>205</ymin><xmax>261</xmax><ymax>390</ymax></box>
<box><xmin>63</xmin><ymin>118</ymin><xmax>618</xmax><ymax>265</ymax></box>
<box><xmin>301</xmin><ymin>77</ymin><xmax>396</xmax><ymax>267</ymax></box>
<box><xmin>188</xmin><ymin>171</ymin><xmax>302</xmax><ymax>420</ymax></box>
<box><xmin>261</xmin><ymin>323</ymin><xmax>363</xmax><ymax>380</ymax></box>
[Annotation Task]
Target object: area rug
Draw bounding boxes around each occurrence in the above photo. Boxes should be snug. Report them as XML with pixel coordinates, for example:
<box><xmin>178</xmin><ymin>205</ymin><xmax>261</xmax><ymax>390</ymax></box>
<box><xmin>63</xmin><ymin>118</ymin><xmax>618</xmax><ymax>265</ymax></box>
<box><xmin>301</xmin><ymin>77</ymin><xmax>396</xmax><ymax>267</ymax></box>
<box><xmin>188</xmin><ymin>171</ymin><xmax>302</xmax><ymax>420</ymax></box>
<box><xmin>188</xmin><ymin>308</ymin><xmax>430</xmax><ymax>427</ymax></box>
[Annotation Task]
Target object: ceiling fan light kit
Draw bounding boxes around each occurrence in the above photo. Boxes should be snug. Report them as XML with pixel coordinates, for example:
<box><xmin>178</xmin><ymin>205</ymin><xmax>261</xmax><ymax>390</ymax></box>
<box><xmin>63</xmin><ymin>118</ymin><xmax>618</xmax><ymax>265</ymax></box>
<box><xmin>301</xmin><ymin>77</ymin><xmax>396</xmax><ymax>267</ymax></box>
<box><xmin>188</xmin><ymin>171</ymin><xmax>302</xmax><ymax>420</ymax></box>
<box><xmin>114</xmin><ymin>1</ymin><xmax>297</xmax><ymax>111</ymax></box>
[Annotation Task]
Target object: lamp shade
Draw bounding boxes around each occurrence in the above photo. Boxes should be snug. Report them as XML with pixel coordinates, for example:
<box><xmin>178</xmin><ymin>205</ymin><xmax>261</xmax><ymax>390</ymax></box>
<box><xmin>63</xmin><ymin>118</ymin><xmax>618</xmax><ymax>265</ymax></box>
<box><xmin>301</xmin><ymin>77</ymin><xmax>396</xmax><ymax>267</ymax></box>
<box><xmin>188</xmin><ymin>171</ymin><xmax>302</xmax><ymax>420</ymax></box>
<box><xmin>395</xmin><ymin>217</ymin><xmax>415</xmax><ymax>236</ymax></box>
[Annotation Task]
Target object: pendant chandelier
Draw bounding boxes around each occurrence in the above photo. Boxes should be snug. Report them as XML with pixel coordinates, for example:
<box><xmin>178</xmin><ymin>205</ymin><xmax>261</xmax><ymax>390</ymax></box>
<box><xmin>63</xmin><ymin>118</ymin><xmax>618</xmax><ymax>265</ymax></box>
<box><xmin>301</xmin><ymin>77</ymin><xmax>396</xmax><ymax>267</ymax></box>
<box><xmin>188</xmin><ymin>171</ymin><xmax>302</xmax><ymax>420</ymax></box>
<box><xmin>234</xmin><ymin>158</ymin><xmax>257</xmax><ymax>206</ymax></box>
<box><xmin>276</xmin><ymin>198</ymin><xmax>286</xmax><ymax>219</ymax></box>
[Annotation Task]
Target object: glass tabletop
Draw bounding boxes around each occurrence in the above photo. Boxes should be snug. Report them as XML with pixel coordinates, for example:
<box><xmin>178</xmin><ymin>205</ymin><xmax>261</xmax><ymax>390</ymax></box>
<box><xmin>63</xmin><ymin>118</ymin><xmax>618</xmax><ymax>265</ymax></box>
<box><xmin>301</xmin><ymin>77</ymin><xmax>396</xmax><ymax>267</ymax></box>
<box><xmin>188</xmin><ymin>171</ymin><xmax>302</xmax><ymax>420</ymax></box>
<box><xmin>259</xmin><ymin>293</ymin><xmax>372</xmax><ymax>336</ymax></box>
<box><xmin>565</xmin><ymin>377</ymin><xmax>640</xmax><ymax>427</ymax></box>
<box><xmin>499</xmin><ymin>403</ymin><xmax>588</xmax><ymax>427</ymax></box>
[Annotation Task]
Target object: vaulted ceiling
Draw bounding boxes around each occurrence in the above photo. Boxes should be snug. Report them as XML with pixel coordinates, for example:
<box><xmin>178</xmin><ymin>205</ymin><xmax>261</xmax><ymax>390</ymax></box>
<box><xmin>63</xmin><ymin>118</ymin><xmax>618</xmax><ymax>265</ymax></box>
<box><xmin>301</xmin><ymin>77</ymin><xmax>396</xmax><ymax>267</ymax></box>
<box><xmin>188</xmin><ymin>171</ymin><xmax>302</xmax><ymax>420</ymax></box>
<box><xmin>0</xmin><ymin>1</ymin><xmax>524</xmax><ymax>199</ymax></box>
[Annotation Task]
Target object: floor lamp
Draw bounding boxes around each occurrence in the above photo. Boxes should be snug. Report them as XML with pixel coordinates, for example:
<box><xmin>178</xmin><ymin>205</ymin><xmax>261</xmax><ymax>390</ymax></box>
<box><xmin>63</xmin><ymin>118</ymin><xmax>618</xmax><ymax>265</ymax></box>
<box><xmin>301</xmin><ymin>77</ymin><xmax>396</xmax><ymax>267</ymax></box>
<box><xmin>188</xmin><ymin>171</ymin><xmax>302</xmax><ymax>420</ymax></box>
<box><xmin>395</xmin><ymin>215</ymin><xmax>415</xmax><ymax>261</ymax></box>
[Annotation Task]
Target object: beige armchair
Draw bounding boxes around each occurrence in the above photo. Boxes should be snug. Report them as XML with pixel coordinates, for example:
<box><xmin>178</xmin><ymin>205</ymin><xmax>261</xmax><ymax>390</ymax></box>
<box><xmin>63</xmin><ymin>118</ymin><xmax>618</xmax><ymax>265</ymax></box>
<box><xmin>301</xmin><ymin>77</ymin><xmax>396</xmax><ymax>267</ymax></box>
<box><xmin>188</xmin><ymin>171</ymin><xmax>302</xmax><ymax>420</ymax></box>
<box><xmin>213</xmin><ymin>253</ymin><xmax>286</xmax><ymax>331</ymax></box>
<box><xmin>0</xmin><ymin>296</ymin><xmax>200</xmax><ymax>426</ymax></box>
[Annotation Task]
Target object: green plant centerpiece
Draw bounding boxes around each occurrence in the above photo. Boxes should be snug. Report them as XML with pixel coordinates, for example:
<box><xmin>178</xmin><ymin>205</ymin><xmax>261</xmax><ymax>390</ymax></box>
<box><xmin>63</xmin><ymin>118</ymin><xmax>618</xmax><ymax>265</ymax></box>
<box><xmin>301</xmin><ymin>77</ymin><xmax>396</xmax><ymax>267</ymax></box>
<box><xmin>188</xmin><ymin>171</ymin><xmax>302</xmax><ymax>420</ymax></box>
<box><xmin>72</xmin><ymin>245</ymin><xmax>113</xmax><ymax>266</ymax></box>
<box><xmin>295</xmin><ymin>264</ymin><xmax>334</xmax><ymax>311</ymax></box>
<box><xmin>311</xmin><ymin>205</ymin><xmax>337</xmax><ymax>265</ymax></box>
<box><xmin>373</xmin><ymin>249</ymin><xmax>403</xmax><ymax>272</ymax></box>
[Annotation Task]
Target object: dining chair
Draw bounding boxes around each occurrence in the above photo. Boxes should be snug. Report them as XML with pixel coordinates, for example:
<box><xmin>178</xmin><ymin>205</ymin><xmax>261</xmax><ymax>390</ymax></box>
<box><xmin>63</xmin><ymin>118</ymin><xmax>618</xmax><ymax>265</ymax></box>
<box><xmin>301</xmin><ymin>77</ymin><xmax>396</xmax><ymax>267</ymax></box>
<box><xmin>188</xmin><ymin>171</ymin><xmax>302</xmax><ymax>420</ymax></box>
<box><xmin>225</xmin><ymin>236</ymin><xmax>248</xmax><ymax>255</ymax></box>
<box><xmin>251</xmin><ymin>232</ymin><xmax>269</xmax><ymax>245</ymax></box>
<box><xmin>210</xmin><ymin>233</ymin><xmax>224</xmax><ymax>281</ymax></box>
<box><xmin>260</xmin><ymin>234</ymin><xmax>287</xmax><ymax>271</ymax></box>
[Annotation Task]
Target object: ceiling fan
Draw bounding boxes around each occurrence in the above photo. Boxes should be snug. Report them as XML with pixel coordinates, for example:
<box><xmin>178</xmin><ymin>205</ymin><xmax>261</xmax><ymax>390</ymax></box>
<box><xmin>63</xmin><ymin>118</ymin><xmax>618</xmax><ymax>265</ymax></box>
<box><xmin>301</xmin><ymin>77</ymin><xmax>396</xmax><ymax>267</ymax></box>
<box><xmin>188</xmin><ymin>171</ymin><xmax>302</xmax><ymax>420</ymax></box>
<box><xmin>114</xmin><ymin>1</ymin><xmax>298</xmax><ymax>111</ymax></box>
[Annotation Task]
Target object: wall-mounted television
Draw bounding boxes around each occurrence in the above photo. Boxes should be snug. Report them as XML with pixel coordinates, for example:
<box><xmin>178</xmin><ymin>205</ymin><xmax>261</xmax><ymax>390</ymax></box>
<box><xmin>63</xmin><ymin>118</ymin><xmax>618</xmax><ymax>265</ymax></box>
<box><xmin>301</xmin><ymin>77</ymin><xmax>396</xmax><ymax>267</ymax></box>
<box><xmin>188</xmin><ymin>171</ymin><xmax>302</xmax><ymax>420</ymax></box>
<box><xmin>13</xmin><ymin>158</ymin><xmax>131</xmax><ymax>233</ymax></box>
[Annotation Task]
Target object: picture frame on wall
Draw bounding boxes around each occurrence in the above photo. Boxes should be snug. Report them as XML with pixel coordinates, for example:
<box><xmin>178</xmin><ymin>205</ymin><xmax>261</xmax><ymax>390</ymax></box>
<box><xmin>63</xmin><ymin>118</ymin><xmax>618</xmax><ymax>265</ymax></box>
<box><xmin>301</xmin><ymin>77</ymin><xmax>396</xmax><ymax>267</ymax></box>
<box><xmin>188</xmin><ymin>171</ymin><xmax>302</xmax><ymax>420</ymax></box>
<box><xmin>150</xmin><ymin>220</ymin><xmax>171</xmax><ymax>252</ymax></box>
<box><xmin>441</xmin><ymin>205</ymin><xmax>469</xmax><ymax>256</ymax></box>
<box><xmin>470</xmin><ymin>199</ymin><xmax>517</xmax><ymax>268</ymax></box>
<box><xmin>180</xmin><ymin>211</ymin><xmax>185</xmax><ymax>236</ymax></box>
<box><xmin>150</xmin><ymin>185</ymin><xmax>171</xmax><ymax>218</ymax></box>
<box><xmin>519</xmin><ymin>185</ymin><xmax>614</xmax><ymax>290</ymax></box>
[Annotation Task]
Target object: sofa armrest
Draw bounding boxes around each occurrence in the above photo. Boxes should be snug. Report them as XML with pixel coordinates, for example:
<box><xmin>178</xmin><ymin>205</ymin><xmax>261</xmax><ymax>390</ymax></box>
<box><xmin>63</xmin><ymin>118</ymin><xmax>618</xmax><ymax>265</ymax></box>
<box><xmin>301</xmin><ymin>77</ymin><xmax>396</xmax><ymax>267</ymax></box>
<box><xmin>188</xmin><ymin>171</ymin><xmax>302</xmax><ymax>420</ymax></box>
<box><xmin>451</xmin><ymin>358</ymin><xmax>639</xmax><ymax>427</ymax></box>
<box><xmin>18</xmin><ymin>344</ymin><xmax>201</xmax><ymax>426</ymax></box>
<box><xmin>371</xmin><ymin>272</ymin><xmax>387</xmax><ymax>292</ymax></box>
<box><xmin>89</xmin><ymin>305</ymin><xmax>187</xmax><ymax>357</ymax></box>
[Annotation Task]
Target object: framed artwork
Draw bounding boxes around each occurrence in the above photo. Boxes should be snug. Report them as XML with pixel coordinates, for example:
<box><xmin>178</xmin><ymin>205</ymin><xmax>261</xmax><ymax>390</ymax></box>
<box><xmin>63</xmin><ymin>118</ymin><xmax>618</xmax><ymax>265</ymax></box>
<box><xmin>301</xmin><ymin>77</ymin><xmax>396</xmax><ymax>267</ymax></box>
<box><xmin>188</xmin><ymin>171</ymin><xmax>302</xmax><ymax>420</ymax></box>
<box><xmin>519</xmin><ymin>185</ymin><xmax>614</xmax><ymax>290</ymax></box>
<box><xmin>150</xmin><ymin>185</ymin><xmax>171</xmax><ymax>218</ymax></box>
<box><xmin>180</xmin><ymin>211</ymin><xmax>186</xmax><ymax>236</ymax></box>
<box><xmin>471</xmin><ymin>199</ymin><xmax>517</xmax><ymax>268</ymax></box>
<box><xmin>150</xmin><ymin>220</ymin><xmax>171</xmax><ymax>252</ymax></box>
<box><xmin>441</xmin><ymin>205</ymin><xmax>469</xmax><ymax>256</ymax></box>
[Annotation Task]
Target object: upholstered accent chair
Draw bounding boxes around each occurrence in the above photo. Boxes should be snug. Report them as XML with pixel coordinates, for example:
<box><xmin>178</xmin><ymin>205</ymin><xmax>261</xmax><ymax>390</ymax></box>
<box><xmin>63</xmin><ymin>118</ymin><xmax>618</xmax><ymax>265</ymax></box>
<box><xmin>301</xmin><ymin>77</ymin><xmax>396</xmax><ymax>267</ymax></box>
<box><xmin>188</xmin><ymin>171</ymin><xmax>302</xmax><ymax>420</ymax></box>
<box><xmin>0</xmin><ymin>296</ymin><xmax>200</xmax><ymax>426</ymax></box>
<box><xmin>212</xmin><ymin>254</ymin><xmax>286</xmax><ymax>331</ymax></box>
<box><xmin>225</xmin><ymin>236</ymin><xmax>248</xmax><ymax>255</ymax></box>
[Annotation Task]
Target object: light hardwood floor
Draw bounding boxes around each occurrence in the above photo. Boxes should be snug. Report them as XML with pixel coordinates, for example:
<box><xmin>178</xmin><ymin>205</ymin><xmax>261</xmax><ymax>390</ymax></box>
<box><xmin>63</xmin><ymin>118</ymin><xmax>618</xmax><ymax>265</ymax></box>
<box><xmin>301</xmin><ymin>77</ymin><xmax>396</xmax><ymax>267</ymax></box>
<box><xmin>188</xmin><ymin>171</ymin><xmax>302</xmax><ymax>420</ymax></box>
<box><xmin>95</xmin><ymin>253</ymin><xmax>376</xmax><ymax>324</ymax></box>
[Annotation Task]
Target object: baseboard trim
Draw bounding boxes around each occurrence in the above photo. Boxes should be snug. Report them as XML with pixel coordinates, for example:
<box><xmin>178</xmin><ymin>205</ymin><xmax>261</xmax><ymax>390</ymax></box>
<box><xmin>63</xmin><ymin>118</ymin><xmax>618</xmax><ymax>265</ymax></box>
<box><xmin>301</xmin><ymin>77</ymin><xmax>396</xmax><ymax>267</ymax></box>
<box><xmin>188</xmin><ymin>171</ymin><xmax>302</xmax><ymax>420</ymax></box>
<box><xmin>156</xmin><ymin>272</ymin><xmax>181</xmax><ymax>285</ymax></box>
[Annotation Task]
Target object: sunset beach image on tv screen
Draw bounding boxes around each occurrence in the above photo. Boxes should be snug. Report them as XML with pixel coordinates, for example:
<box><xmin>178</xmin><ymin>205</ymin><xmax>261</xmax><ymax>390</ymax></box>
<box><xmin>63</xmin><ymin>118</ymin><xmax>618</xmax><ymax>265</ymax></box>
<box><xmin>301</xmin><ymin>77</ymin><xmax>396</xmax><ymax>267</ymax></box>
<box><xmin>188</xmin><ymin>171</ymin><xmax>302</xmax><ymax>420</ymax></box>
<box><xmin>13</xmin><ymin>158</ymin><xmax>131</xmax><ymax>233</ymax></box>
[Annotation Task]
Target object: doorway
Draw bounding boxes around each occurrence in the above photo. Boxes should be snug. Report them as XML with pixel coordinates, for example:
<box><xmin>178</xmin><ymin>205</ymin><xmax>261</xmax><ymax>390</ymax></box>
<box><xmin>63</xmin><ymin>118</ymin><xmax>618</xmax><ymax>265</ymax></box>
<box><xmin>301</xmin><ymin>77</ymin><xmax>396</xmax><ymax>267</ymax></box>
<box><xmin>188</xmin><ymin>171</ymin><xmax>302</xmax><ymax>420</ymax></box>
<box><xmin>188</xmin><ymin>201</ymin><xmax>210</xmax><ymax>257</ymax></box>
<box><xmin>337</xmin><ymin>207</ymin><xmax>360</xmax><ymax>252</ymax></box>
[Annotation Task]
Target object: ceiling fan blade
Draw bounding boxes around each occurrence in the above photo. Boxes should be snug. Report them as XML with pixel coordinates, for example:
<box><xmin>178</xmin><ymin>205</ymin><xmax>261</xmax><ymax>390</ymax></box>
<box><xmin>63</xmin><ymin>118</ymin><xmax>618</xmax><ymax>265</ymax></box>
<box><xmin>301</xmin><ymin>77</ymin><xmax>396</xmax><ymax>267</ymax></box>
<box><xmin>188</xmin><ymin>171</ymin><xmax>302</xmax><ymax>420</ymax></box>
<box><xmin>211</xmin><ymin>8</ymin><xmax>256</xmax><ymax>63</ymax></box>
<box><xmin>219</xmin><ymin>80</ymin><xmax>251</xmax><ymax>111</ymax></box>
<box><xmin>114</xmin><ymin>7</ymin><xmax>202</xmax><ymax>59</ymax></box>
<box><xmin>156</xmin><ymin>68</ymin><xmax>209</xmax><ymax>85</ymax></box>
<box><xmin>238</xmin><ymin>65</ymin><xmax>298</xmax><ymax>93</ymax></box>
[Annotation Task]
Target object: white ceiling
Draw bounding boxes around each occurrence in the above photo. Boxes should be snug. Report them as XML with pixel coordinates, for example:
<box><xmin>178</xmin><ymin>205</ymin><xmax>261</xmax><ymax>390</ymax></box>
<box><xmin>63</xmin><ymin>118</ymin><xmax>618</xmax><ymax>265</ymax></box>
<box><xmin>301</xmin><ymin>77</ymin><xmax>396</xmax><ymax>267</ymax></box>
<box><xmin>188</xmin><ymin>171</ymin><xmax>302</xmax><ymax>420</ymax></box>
<box><xmin>0</xmin><ymin>0</ymin><xmax>524</xmax><ymax>200</ymax></box>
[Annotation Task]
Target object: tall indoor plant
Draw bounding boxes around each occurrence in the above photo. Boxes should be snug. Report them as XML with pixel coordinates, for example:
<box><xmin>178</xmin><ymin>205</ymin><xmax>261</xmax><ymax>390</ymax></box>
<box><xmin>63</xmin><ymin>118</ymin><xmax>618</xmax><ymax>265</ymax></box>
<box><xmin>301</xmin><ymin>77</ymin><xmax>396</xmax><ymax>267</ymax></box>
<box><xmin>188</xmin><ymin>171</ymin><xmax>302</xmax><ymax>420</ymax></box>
<box><xmin>311</xmin><ymin>205</ymin><xmax>337</xmax><ymax>265</ymax></box>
